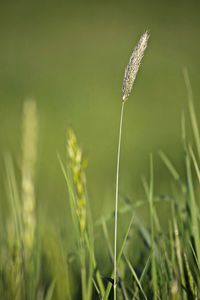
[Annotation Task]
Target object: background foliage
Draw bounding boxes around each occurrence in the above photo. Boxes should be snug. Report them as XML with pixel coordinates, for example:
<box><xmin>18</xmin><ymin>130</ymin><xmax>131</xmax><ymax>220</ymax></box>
<box><xmin>0</xmin><ymin>1</ymin><xmax>200</xmax><ymax>298</ymax></box>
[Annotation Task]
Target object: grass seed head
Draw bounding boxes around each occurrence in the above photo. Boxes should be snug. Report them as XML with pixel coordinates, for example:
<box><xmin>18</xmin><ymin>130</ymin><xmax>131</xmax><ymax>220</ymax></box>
<box><xmin>122</xmin><ymin>31</ymin><xmax>150</xmax><ymax>102</ymax></box>
<box><xmin>22</xmin><ymin>99</ymin><xmax>38</xmax><ymax>256</ymax></box>
<box><xmin>67</xmin><ymin>128</ymin><xmax>87</xmax><ymax>234</ymax></box>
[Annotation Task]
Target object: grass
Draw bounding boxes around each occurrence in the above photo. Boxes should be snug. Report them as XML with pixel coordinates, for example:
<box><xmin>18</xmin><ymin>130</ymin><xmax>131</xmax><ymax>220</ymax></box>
<box><xmin>0</xmin><ymin>43</ymin><xmax>200</xmax><ymax>299</ymax></box>
<box><xmin>114</xmin><ymin>31</ymin><xmax>149</xmax><ymax>300</ymax></box>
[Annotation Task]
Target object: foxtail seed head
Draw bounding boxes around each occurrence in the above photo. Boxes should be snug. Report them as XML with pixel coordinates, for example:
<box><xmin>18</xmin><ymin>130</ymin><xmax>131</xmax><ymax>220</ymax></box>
<box><xmin>122</xmin><ymin>31</ymin><xmax>150</xmax><ymax>102</ymax></box>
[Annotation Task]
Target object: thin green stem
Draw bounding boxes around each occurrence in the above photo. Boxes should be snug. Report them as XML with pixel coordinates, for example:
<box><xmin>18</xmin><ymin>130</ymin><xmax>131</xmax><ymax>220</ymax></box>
<box><xmin>114</xmin><ymin>101</ymin><xmax>125</xmax><ymax>300</ymax></box>
<box><xmin>80</xmin><ymin>237</ymin><xmax>87</xmax><ymax>300</ymax></box>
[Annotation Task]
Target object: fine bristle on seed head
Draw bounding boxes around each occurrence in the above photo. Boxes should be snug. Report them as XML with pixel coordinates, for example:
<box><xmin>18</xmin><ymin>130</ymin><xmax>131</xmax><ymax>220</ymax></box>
<box><xmin>122</xmin><ymin>31</ymin><xmax>150</xmax><ymax>102</ymax></box>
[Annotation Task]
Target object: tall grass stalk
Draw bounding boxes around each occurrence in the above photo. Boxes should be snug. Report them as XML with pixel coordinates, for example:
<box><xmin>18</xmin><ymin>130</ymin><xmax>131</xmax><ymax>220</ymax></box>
<box><xmin>113</xmin><ymin>101</ymin><xmax>125</xmax><ymax>299</ymax></box>
<box><xmin>113</xmin><ymin>31</ymin><xmax>149</xmax><ymax>300</ymax></box>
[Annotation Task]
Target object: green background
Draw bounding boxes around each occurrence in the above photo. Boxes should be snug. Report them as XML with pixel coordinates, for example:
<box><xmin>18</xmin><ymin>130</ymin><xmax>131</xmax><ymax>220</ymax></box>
<box><xmin>0</xmin><ymin>0</ymin><xmax>200</xmax><ymax>227</ymax></box>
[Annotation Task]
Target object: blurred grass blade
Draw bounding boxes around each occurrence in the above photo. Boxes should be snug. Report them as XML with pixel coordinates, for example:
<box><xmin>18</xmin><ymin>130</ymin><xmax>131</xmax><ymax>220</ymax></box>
<box><xmin>5</xmin><ymin>154</ymin><xmax>23</xmax><ymax>243</ymax></box>
<box><xmin>133</xmin><ymin>255</ymin><xmax>151</xmax><ymax>300</ymax></box>
<box><xmin>57</xmin><ymin>153</ymin><xmax>77</xmax><ymax>228</ymax></box>
<box><xmin>185</xmin><ymin>149</ymin><xmax>200</xmax><ymax>265</ymax></box>
<box><xmin>148</xmin><ymin>155</ymin><xmax>158</xmax><ymax>300</ymax></box>
<box><xmin>84</xmin><ymin>232</ymin><xmax>105</xmax><ymax>297</ymax></box>
<box><xmin>45</xmin><ymin>280</ymin><xmax>56</xmax><ymax>300</ymax></box>
<box><xmin>189</xmin><ymin>241</ymin><xmax>200</xmax><ymax>272</ymax></box>
<box><xmin>181</xmin><ymin>111</ymin><xmax>187</xmax><ymax>150</ymax></box>
<box><xmin>124</xmin><ymin>254</ymin><xmax>147</xmax><ymax>300</ymax></box>
<box><xmin>141</xmin><ymin>175</ymin><xmax>161</xmax><ymax>257</ymax></box>
<box><xmin>172</xmin><ymin>206</ymin><xmax>185</xmax><ymax>299</ymax></box>
<box><xmin>183</xmin><ymin>68</ymin><xmax>200</xmax><ymax>161</ymax></box>
<box><xmin>189</xmin><ymin>145</ymin><xmax>200</xmax><ymax>184</ymax></box>
<box><xmin>102</xmin><ymin>217</ymin><xmax>114</xmax><ymax>262</ymax></box>
<box><xmin>158</xmin><ymin>150</ymin><xmax>180</xmax><ymax>181</ymax></box>
<box><xmin>104</xmin><ymin>215</ymin><xmax>134</xmax><ymax>300</ymax></box>
<box><xmin>183</xmin><ymin>253</ymin><xmax>196</xmax><ymax>299</ymax></box>
<box><xmin>158</xmin><ymin>150</ymin><xmax>186</xmax><ymax>193</ymax></box>
<box><xmin>117</xmin><ymin>215</ymin><xmax>134</xmax><ymax>266</ymax></box>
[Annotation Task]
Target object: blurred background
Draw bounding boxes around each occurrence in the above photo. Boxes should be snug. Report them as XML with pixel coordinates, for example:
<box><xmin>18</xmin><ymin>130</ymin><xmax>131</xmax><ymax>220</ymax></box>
<box><xmin>0</xmin><ymin>0</ymin><xmax>200</xmax><ymax>231</ymax></box>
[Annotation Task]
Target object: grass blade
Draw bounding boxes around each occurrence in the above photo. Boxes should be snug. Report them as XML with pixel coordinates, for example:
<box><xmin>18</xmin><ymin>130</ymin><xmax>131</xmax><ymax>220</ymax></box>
<box><xmin>183</xmin><ymin>68</ymin><xmax>200</xmax><ymax>161</ymax></box>
<box><xmin>124</xmin><ymin>254</ymin><xmax>148</xmax><ymax>300</ymax></box>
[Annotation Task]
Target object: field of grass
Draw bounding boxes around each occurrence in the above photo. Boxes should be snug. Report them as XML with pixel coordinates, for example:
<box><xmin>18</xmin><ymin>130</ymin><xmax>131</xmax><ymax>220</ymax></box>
<box><xmin>1</xmin><ymin>72</ymin><xmax>200</xmax><ymax>299</ymax></box>
<box><xmin>1</xmin><ymin>1</ymin><xmax>200</xmax><ymax>299</ymax></box>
